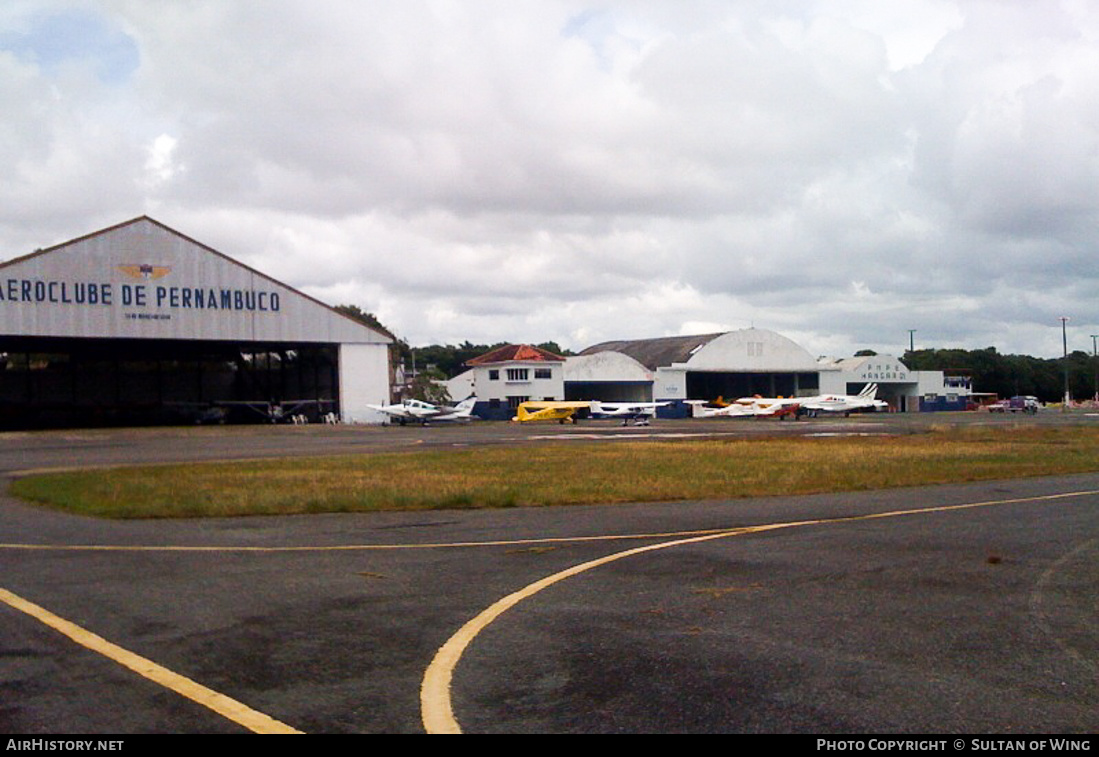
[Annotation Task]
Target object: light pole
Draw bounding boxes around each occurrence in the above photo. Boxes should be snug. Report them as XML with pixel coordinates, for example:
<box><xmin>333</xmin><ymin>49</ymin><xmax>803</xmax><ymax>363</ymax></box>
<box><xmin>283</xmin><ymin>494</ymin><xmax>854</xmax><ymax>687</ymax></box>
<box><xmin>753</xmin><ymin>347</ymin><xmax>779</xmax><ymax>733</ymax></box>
<box><xmin>907</xmin><ymin>329</ymin><xmax>916</xmax><ymax>354</ymax></box>
<box><xmin>1060</xmin><ymin>317</ymin><xmax>1070</xmax><ymax>411</ymax></box>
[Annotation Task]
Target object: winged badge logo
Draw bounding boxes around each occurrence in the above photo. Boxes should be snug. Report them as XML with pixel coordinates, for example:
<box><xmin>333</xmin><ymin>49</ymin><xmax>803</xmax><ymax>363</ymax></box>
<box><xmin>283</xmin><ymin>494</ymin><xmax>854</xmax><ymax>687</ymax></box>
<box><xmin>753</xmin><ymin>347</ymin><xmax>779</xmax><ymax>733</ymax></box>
<box><xmin>117</xmin><ymin>264</ymin><xmax>172</xmax><ymax>280</ymax></box>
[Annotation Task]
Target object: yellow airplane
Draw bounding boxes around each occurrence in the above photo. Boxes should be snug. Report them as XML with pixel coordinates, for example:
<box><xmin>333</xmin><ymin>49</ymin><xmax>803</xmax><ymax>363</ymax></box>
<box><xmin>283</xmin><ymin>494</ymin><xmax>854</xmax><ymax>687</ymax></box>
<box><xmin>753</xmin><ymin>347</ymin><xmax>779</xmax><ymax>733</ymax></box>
<box><xmin>512</xmin><ymin>401</ymin><xmax>591</xmax><ymax>423</ymax></box>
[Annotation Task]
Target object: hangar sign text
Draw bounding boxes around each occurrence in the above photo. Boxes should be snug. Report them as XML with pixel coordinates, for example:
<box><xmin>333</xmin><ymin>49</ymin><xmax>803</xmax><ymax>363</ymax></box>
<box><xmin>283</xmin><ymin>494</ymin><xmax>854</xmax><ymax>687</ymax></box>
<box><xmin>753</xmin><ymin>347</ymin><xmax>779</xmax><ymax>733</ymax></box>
<box><xmin>0</xmin><ymin>276</ymin><xmax>282</xmax><ymax>315</ymax></box>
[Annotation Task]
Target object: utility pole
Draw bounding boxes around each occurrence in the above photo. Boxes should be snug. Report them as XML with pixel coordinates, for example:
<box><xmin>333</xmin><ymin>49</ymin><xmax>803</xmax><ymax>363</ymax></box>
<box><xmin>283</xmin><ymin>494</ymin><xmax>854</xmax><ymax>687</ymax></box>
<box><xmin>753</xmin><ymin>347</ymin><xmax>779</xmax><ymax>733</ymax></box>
<box><xmin>907</xmin><ymin>330</ymin><xmax>916</xmax><ymax>354</ymax></box>
<box><xmin>1092</xmin><ymin>334</ymin><xmax>1098</xmax><ymax>403</ymax></box>
<box><xmin>1060</xmin><ymin>317</ymin><xmax>1070</xmax><ymax>411</ymax></box>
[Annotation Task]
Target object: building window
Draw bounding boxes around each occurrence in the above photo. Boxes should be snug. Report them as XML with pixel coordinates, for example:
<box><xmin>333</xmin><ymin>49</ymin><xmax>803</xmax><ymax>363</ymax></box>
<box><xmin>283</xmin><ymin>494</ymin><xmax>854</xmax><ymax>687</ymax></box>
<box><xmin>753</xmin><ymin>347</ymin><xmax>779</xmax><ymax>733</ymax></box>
<box><xmin>507</xmin><ymin>396</ymin><xmax>529</xmax><ymax>408</ymax></box>
<box><xmin>534</xmin><ymin>368</ymin><xmax>552</xmax><ymax>379</ymax></box>
<box><xmin>488</xmin><ymin>369</ymin><xmax>499</xmax><ymax>381</ymax></box>
<box><xmin>506</xmin><ymin>368</ymin><xmax>529</xmax><ymax>382</ymax></box>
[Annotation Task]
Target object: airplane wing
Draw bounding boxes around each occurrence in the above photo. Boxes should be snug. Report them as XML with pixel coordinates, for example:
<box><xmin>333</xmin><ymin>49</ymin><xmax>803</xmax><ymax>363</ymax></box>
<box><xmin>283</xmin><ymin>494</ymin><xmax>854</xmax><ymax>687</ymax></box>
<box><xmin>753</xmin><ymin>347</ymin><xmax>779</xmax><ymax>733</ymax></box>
<box><xmin>747</xmin><ymin>398</ymin><xmax>801</xmax><ymax>417</ymax></box>
<box><xmin>512</xmin><ymin>401</ymin><xmax>591</xmax><ymax>423</ymax></box>
<box><xmin>687</xmin><ymin>400</ymin><xmax>763</xmax><ymax>418</ymax></box>
<box><xmin>366</xmin><ymin>403</ymin><xmax>412</xmax><ymax>419</ymax></box>
<box><xmin>589</xmin><ymin>401</ymin><xmax>671</xmax><ymax>425</ymax></box>
<box><xmin>589</xmin><ymin>401</ymin><xmax>670</xmax><ymax>416</ymax></box>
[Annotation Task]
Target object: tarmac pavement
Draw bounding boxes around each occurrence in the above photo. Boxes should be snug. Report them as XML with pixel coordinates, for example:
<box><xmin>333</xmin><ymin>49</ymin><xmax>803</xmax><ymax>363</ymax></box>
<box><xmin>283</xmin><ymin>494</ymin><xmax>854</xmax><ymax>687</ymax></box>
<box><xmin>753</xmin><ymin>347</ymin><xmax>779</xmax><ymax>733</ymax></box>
<box><xmin>0</xmin><ymin>412</ymin><xmax>1096</xmax><ymax>734</ymax></box>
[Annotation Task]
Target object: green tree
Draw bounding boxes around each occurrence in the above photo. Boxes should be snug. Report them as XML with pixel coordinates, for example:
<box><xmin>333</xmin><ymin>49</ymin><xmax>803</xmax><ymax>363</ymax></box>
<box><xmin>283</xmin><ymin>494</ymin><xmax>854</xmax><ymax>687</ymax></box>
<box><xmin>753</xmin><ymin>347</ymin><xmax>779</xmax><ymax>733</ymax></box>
<box><xmin>334</xmin><ymin>304</ymin><xmax>413</xmax><ymax>368</ymax></box>
<box><xmin>406</xmin><ymin>366</ymin><xmax>451</xmax><ymax>404</ymax></box>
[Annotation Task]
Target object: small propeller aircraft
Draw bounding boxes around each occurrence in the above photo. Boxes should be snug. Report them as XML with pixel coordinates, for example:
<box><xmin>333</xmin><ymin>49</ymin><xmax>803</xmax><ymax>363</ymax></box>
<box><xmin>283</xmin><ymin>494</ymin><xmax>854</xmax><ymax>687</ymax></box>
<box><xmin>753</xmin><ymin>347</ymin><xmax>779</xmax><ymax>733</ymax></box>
<box><xmin>368</xmin><ymin>396</ymin><xmax>479</xmax><ymax>425</ymax></box>
<box><xmin>589</xmin><ymin>400</ymin><xmax>671</xmax><ymax>425</ymax></box>
<box><xmin>511</xmin><ymin>401</ymin><xmax>591</xmax><ymax>423</ymax></box>
<box><xmin>687</xmin><ymin>397</ymin><xmax>791</xmax><ymax>418</ymax></box>
<box><xmin>688</xmin><ymin>384</ymin><xmax>886</xmax><ymax>419</ymax></box>
<box><xmin>797</xmin><ymin>383</ymin><xmax>888</xmax><ymax>417</ymax></box>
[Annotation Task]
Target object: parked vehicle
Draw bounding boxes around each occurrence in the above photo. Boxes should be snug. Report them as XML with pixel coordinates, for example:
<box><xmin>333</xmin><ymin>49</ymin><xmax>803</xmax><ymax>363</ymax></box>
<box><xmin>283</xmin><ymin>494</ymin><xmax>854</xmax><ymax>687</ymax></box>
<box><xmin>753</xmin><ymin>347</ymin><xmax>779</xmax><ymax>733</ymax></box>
<box><xmin>988</xmin><ymin>396</ymin><xmax>1039</xmax><ymax>414</ymax></box>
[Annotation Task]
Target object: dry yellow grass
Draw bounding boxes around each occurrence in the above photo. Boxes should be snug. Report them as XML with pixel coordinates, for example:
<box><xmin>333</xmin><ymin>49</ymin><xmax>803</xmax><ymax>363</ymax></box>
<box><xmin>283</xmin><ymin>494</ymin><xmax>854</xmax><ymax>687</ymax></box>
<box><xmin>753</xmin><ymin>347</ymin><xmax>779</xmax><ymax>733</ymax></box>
<box><xmin>11</xmin><ymin>425</ymin><xmax>1099</xmax><ymax>519</ymax></box>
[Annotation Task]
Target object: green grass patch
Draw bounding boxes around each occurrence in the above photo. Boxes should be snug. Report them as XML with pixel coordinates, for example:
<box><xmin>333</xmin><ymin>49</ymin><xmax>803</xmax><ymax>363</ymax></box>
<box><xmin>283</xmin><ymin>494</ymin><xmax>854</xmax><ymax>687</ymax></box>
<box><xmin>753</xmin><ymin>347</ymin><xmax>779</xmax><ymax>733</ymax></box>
<box><xmin>11</xmin><ymin>425</ymin><xmax>1099</xmax><ymax>519</ymax></box>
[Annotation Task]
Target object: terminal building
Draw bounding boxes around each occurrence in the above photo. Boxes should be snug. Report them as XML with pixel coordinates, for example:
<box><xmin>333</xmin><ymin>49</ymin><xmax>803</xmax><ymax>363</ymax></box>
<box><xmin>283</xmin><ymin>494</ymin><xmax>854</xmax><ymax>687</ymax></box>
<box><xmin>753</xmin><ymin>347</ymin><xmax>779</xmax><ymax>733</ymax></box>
<box><xmin>0</xmin><ymin>217</ymin><xmax>392</xmax><ymax>428</ymax></box>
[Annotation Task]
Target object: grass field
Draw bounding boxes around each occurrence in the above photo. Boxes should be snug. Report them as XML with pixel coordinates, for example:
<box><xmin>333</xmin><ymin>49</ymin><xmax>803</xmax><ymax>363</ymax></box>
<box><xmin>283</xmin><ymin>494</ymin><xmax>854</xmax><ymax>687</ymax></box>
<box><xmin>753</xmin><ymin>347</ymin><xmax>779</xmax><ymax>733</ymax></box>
<box><xmin>10</xmin><ymin>424</ymin><xmax>1099</xmax><ymax>519</ymax></box>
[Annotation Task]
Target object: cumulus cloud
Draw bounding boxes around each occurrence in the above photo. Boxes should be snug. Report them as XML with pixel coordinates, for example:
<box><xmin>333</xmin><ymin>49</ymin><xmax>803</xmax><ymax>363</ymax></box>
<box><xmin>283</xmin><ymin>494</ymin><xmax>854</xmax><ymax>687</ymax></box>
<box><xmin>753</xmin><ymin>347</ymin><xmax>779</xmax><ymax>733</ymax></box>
<box><xmin>1</xmin><ymin>0</ymin><xmax>1097</xmax><ymax>359</ymax></box>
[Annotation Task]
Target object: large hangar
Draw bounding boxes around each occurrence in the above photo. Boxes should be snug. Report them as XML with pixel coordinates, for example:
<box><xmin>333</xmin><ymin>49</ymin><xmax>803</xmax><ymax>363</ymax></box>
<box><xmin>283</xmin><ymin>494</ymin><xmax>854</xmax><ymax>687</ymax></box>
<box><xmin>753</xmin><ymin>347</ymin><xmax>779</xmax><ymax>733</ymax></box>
<box><xmin>0</xmin><ymin>217</ymin><xmax>391</xmax><ymax>428</ymax></box>
<box><xmin>580</xmin><ymin>329</ymin><xmax>822</xmax><ymax>416</ymax></box>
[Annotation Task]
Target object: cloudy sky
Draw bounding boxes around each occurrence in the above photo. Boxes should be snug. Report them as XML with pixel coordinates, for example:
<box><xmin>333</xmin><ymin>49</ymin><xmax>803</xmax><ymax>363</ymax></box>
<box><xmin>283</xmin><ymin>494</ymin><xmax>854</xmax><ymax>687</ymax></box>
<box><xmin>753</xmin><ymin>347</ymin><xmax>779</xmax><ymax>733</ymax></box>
<box><xmin>2</xmin><ymin>0</ymin><xmax>1097</xmax><ymax>358</ymax></box>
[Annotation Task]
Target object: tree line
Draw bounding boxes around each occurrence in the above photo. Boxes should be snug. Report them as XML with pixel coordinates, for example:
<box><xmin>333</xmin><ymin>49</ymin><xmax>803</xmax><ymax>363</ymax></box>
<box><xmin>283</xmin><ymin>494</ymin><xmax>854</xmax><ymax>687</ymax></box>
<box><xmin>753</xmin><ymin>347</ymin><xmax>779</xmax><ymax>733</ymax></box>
<box><xmin>902</xmin><ymin>347</ymin><xmax>1099</xmax><ymax>403</ymax></box>
<box><xmin>334</xmin><ymin>304</ymin><xmax>570</xmax><ymax>390</ymax></box>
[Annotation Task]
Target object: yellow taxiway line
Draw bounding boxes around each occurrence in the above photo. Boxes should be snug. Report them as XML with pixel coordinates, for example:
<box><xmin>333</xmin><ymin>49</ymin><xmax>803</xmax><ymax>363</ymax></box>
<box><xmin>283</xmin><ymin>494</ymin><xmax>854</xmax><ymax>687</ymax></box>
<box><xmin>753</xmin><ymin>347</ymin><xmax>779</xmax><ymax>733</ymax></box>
<box><xmin>2</xmin><ymin>488</ymin><xmax>1095</xmax><ymax>733</ymax></box>
<box><xmin>419</xmin><ymin>489</ymin><xmax>1099</xmax><ymax>734</ymax></box>
<box><xmin>0</xmin><ymin>587</ymin><xmax>302</xmax><ymax>734</ymax></box>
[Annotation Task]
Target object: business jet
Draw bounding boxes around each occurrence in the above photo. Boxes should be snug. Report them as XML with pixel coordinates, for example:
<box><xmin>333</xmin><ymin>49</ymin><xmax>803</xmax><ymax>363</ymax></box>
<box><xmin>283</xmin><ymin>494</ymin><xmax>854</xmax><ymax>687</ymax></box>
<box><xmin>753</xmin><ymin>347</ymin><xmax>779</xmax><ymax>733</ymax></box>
<box><xmin>368</xmin><ymin>396</ymin><xmax>479</xmax><ymax>425</ymax></box>
<box><xmin>589</xmin><ymin>400</ymin><xmax>671</xmax><ymax>425</ymax></box>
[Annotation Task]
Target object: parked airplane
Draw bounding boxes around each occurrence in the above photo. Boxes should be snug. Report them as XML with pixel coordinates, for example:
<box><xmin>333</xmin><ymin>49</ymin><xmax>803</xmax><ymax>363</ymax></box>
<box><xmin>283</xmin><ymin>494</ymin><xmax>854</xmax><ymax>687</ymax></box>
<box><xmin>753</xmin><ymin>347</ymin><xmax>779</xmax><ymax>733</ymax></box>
<box><xmin>170</xmin><ymin>398</ymin><xmax>337</xmax><ymax>424</ymax></box>
<box><xmin>368</xmin><ymin>396</ymin><xmax>479</xmax><ymax>425</ymax></box>
<box><xmin>589</xmin><ymin>400</ymin><xmax>671</xmax><ymax>425</ymax></box>
<box><xmin>689</xmin><ymin>384</ymin><xmax>886</xmax><ymax>419</ymax></box>
<box><xmin>797</xmin><ymin>384</ymin><xmax>888</xmax><ymax>417</ymax></box>
<box><xmin>511</xmin><ymin>401</ymin><xmax>591</xmax><ymax>423</ymax></box>
<box><xmin>687</xmin><ymin>397</ymin><xmax>793</xmax><ymax>419</ymax></box>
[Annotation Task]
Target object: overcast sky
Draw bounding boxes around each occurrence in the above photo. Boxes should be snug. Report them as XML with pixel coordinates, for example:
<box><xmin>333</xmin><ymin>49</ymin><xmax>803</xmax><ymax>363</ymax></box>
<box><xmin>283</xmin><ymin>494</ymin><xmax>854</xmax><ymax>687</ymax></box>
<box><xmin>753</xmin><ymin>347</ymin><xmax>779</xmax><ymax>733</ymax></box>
<box><xmin>2</xmin><ymin>1</ymin><xmax>1097</xmax><ymax>358</ymax></box>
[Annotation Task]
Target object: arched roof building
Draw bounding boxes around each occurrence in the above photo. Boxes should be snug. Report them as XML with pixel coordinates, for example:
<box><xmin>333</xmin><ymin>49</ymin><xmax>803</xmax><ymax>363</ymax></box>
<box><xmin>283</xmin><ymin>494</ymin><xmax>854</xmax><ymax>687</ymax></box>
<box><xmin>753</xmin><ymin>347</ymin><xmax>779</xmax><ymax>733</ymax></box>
<box><xmin>577</xmin><ymin>328</ymin><xmax>822</xmax><ymax>410</ymax></box>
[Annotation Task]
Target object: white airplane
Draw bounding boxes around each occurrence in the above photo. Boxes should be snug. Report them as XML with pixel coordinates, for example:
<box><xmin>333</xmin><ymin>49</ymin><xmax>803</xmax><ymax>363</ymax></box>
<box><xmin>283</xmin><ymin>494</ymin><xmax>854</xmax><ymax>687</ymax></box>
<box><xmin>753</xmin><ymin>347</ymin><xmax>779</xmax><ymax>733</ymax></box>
<box><xmin>368</xmin><ymin>396</ymin><xmax>478</xmax><ymax>425</ymax></box>
<box><xmin>589</xmin><ymin>400</ymin><xmax>671</xmax><ymax>425</ymax></box>
<box><xmin>688</xmin><ymin>384</ymin><xmax>886</xmax><ymax>419</ymax></box>
<box><xmin>686</xmin><ymin>399</ymin><xmax>770</xmax><ymax>419</ymax></box>
<box><xmin>797</xmin><ymin>383</ymin><xmax>888</xmax><ymax>417</ymax></box>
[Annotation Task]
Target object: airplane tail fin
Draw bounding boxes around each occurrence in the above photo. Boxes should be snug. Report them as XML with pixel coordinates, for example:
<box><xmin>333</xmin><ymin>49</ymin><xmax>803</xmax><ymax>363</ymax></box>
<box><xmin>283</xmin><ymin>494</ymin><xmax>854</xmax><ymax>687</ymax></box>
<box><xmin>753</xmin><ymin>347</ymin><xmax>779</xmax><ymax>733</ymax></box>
<box><xmin>453</xmin><ymin>395</ymin><xmax>478</xmax><ymax>417</ymax></box>
<box><xmin>859</xmin><ymin>383</ymin><xmax>878</xmax><ymax>399</ymax></box>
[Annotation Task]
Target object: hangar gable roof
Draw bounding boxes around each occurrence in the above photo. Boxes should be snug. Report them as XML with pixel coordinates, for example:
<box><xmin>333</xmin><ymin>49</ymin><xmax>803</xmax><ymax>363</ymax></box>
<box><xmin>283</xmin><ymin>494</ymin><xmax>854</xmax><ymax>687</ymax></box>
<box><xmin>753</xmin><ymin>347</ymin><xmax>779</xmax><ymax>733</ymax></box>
<box><xmin>0</xmin><ymin>217</ymin><xmax>390</xmax><ymax>345</ymax></box>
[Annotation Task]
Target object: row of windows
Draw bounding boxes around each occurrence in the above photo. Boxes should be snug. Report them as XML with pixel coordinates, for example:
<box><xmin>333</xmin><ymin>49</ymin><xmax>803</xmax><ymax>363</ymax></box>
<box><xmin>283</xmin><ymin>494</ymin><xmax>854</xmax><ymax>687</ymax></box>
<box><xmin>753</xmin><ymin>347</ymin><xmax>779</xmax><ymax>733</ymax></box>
<box><xmin>485</xmin><ymin>396</ymin><xmax>555</xmax><ymax>409</ymax></box>
<box><xmin>487</xmin><ymin>368</ymin><xmax>553</xmax><ymax>381</ymax></box>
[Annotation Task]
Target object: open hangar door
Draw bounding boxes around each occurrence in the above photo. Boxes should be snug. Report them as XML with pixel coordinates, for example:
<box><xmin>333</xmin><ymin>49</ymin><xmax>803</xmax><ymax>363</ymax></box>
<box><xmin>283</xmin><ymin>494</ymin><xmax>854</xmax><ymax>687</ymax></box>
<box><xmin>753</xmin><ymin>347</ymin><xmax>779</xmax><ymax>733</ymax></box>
<box><xmin>687</xmin><ymin>371</ymin><xmax>820</xmax><ymax>402</ymax></box>
<box><xmin>0</xmin><ymin>336</ymin><xmax>340</xmax><ymax>429</ymax></box>
<box><xmin>845</xmin><ymin>381</ymin><xmax>917</xmax><ymax>412</ymax></box>
<box><xmin>564</xmin><ymin>381</ymin><xmax>652</xmax><ymax>402</ymax></box>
